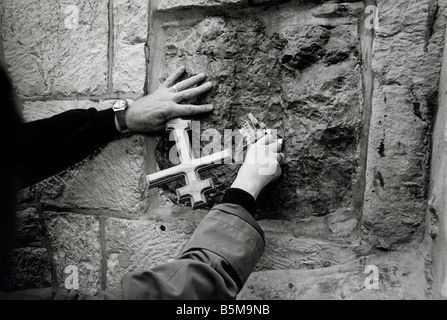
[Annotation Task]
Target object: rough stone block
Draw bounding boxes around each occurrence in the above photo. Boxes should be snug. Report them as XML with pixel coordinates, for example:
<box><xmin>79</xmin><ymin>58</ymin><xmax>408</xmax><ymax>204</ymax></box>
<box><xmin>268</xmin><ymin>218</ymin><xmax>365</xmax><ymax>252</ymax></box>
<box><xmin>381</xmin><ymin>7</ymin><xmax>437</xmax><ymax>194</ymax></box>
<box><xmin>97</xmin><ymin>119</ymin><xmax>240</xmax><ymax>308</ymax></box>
<box><xmin>159</xmin><ymin>13</ymin><xmax>363</xmax><ymax>224</ymax></box>
<box><xmin>0</xmin><ymin>247</ymin><xmax>52</xmax><ymax>291</ymax></box>
<box><xmin>362</xmin><ymin>0</ymin><xmax>444</xmax><ymax>248</ymax></box>
<box><xmin>239</xmin><ymin>249</ymin><xmax>429</xmax><ymax>300</ymax></box>
<box><xmin>1</xmin><ymin>0</ymin><xmax>109</xmax><ymax>97</ymax></box>
<box><xmin>105</xmin><ymin>217</ymin><xmax>195</xmax><ymax>289</ymax></box>
<box><xmin>428</xmin><ymin>0</ymin><xmax>447</xmax><ymax>300</ymax></box>
<box><xmin>158</xmin><ymin>0</ymin><xmax>248</xmax><ymax>11</ymax></box>
<box><xmin>157</xmin><ymin>0</ymin><xmax>342</xmax><ymax>10</ymax></box>
<box><xmin>280</xmin><ymin>23</ymin><xmax>362</xmax><ymax>221</ymax></box>
<box><xmin>44</xmin><ymin>212</ymin><xmax>101</xmax><ymax>296</ymax></box>
<box><xmin>16</xmin><ymin>187</ymin><xmax>37</xmax><ymax>206</ymax></box>
<box><xmin>256</xmin><ymin>233</ymin><xmax>357</xmax><ymax>271</ymax></box>
<box><xmin>22</xmin><ymin>100</ymin><xmax>147</xmax><ymax>215</ymax></box>
<box><xmin>15</xmin><ymin>208</ymin><xmax>43</xmax><ymax>245</ymax></box>
<box><xmin>311</xmin><ymin>2</ymin><xmax>364</xmax><ymax>18</ymax></box>
<box><xmin>363</xmin><ymin>86</ymin><xmax>428</xmax><ymax>248</ymax></box>
<box><xmin>40</xmin><ymin>135</ymin><xmax>146</xmax><ymax>214</ymax></box>
<box><xmin>250</xmin><ymin>0</ymin><xmax>284</xmax><ymax>4</ymax></box>
<box><xmin>113</xmin><ymin>0</ymin><xmax>148</xmax><ymax>94</ymax></box>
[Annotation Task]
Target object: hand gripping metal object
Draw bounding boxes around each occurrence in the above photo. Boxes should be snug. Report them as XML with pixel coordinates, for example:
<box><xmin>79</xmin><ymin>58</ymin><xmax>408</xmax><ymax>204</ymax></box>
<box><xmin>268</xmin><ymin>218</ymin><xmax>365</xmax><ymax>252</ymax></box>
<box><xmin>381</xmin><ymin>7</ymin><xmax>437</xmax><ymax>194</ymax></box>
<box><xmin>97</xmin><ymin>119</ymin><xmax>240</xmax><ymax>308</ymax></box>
<box><xmin>146</xmin><ymin>114</ymin><xmax>267</xmax><ymax>209</ymax></box>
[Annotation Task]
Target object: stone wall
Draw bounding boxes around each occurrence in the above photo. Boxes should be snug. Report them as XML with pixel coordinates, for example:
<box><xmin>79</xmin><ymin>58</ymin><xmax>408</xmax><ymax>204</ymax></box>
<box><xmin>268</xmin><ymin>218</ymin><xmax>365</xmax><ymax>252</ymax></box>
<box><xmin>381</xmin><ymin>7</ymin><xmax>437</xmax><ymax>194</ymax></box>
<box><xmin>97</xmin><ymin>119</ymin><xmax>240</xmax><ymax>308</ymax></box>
<box><xmin>428</xmin><ymin>24</ymin><xmax>447</xmax><ymax>300</ymax></box>
<box><xmin>1</xmin><ymin>0</ymin><xmax>447</xmax><ymax>299</ymax></box>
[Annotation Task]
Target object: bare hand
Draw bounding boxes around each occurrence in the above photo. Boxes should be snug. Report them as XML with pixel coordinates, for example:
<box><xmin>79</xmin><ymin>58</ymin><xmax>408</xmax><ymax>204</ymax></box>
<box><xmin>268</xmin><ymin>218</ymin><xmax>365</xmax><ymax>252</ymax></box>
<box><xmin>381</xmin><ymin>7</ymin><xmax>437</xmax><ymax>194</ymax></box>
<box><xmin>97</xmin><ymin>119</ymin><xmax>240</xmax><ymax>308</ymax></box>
<box><xmin>231</xmin><ymin>133</ymin><xmax>284</xmax><ymax>200</ymax></box>
<box><xmin>123</xmin><ymin>66</ymin><xmax>213</xmax><ymax>134</ymax></box>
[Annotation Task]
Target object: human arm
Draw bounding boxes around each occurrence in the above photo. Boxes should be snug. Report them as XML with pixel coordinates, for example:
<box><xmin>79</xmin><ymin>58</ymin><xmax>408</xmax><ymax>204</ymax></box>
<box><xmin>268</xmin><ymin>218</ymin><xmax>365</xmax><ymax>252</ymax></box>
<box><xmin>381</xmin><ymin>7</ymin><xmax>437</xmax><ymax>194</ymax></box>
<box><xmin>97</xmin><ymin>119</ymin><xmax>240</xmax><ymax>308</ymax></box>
<box><xmin>92</xmin><ymin>134</ymin><xmax>284</xmax><ymax>300</ymax></box>
<box><xmin>1</xmin><ymin>130</ymin><xmax>283</xmax><ymax>300</ymax></box>
<box><xmin>17</xmin><ymin>67</ymin><xmax>213</xmax><ymax>189</ymax></box>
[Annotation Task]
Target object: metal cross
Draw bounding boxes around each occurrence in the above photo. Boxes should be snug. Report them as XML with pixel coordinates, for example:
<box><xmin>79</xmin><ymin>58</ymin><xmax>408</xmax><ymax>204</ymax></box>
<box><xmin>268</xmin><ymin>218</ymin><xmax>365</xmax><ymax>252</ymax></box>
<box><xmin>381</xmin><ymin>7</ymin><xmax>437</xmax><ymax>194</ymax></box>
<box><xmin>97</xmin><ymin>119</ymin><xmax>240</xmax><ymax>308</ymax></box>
<box><xmin>147</xmin><ymin>118</ymin><xmax>232</xmax><ymax>209</ymax></box>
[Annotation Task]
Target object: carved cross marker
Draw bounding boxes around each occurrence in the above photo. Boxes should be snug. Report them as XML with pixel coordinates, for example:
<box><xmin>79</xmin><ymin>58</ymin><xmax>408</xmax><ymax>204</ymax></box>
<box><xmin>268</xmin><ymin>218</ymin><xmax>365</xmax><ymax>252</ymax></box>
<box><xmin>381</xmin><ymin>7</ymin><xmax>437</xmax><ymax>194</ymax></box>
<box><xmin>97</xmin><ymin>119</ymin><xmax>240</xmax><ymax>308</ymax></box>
<box><xmin>147</xmin><ymin>118</ymin><xmax>232</xmax><ymax>209</ymax></box>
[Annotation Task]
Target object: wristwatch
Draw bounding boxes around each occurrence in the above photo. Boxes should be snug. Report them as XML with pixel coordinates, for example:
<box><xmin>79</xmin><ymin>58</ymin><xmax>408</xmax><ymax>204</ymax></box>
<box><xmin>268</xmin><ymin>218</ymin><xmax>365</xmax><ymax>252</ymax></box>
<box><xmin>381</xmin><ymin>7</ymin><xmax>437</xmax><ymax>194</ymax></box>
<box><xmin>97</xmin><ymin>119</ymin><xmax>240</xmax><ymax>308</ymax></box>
<box><xmin>113</xmin><ymin>100</ymin><xmax>130</xmax><ymax>134</ymax></box>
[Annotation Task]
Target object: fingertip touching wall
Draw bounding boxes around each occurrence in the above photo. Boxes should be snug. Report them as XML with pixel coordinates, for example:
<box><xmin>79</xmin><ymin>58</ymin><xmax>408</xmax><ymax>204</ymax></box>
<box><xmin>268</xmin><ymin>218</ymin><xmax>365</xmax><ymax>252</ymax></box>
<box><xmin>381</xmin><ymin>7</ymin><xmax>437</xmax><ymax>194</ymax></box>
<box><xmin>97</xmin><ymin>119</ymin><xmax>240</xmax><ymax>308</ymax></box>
<box><xmin>1</xmin><ymin>0</ymin><xmax>447</xmax><ymax>299</ymax></box>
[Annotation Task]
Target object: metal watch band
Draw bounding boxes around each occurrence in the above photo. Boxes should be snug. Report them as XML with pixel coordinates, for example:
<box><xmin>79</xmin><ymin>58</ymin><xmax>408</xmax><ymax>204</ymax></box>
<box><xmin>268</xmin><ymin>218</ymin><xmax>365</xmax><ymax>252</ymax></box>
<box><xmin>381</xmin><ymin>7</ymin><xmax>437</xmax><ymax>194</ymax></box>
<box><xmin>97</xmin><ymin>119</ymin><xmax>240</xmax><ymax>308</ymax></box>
<box><xmin>116</xmin><ymin>109</ymin><xmax>129</xmax><ymax>134</ymax></box>
<box><xmin>113</xmin><ymin>100</ymin><xmax>130</xmax><ymax>134</ymax></box>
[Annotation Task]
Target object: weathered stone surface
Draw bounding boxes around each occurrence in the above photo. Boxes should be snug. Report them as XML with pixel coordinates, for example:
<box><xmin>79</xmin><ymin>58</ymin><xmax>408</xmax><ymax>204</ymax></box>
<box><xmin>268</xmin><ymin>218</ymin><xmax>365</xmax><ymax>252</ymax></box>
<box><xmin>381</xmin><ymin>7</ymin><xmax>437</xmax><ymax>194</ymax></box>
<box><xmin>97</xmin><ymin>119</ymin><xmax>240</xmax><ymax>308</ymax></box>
<box><xmin>362</xmin><ymin>0</ymin><xmax>444</xmax><ymax>248</ymax></box>
<box><xmin>279</xmin><ymin>23</ymin><xmax>362</xmax><ymax>221</ymax></box>
<box><xmin>256</xmin><ymin>232</ymin><xmax>357</xmax><ymax>271</ymax></box>
<box><xmin>158</xmin><ymin>0</ymin><xmax>247</xmax><ymax>11</ymax></box>
<box><xmin>259</xmin><ymin>214</ymin><xmax>359</xmax><ymax>241</ymax></box>
<box><xmin>157</xmin><ymin>16</ymin><xmax>280</xmax><ymax>209</ymax></box>
<box><xmin>22</xmin><ymin>100</ymin><xmax>147</xmax><ymax>215</ymax></box>
<box><xmin>41</xmin><ymin>134</ymin><xmax>146</xmax><ymax>214</ymax></box>
<box><xmin>15</xmin><ymin>208</ymin><xmax>43</xmax><ymax>245</ymax></box>
<box><xmin>105</xmin><ymin>217</ymin><xmax>196</xmax><ymax>289</ymax></box>
<box><xmin>113</xmin><ymin>0</ymin><xmax>148</xmax><ymax>94</ymax></box>
<box><xmin>311</xmin><ymin>2</ymin><xmax>364</xmax><ymax>18</ymax></box>
<box><xmin>427</xmin><ymin>0</ymin><xmax>447</xmax><ymax>300</ymax></box>
<box><xmin>250</xmin><ymin>0</ymin><xmax>284</xmax><ymax>4</ymax></box>
<box><xmin>159</xmin><ymin>13</ymin><xmax>363</xmax><ymax>223</ymax></box>
<box><xmin>0</xmin><ymin>247</ymin><xmax>52</xmax><ymax>291</ymax></box>
<box><xmin>16</xmin><ymin>187</ymin><xmax>37</xmax><ymax>206</ymax></box>
<box><xmin>239</xmin><ymin>248</ymin><xmax>430</xmax><ymax>300</ymax></box>
<box><xmin>157</xmin><ymin>0</ymin><xmax>355</xmax><ymax>11</ymax></box>
<box><xmin>44</xmin><ymin>212</ymin><xmax>101</xmax><ymax>295</ymax></box>
<box><xmin>3</xmin><ymin>0</ymin><xmax>447</xmax><ymax>301</ymax></box>
<box><xmin>1</xmin><ymin>0</ymin><xmax>109</xmax><ymax>97</ymax></box>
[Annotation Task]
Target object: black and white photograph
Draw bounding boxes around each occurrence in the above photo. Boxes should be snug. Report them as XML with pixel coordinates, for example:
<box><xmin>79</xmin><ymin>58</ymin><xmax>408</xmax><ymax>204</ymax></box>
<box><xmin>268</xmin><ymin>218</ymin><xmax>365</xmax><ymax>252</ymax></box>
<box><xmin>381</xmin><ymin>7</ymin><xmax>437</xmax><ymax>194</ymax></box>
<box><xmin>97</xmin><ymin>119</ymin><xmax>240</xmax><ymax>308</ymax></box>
<box><xmin>0</xmin><ymin>0</ymin><xmax>446</xmax><ymax>308</ymax></box>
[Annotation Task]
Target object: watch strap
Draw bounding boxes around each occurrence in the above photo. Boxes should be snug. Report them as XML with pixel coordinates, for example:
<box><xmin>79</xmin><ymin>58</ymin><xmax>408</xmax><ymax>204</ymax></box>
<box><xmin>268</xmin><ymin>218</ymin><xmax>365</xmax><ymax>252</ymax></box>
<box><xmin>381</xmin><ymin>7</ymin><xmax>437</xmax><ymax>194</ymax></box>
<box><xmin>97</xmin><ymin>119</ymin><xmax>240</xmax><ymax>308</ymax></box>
<box><xmin>114</xmin><ymin>100</ymin><xmax>130</xmax><ymax>134</ymax></box>
<box><xmin>115</xmin><ymin>109</ymin><xmax>129</xmax><ymax>133</ymax></box>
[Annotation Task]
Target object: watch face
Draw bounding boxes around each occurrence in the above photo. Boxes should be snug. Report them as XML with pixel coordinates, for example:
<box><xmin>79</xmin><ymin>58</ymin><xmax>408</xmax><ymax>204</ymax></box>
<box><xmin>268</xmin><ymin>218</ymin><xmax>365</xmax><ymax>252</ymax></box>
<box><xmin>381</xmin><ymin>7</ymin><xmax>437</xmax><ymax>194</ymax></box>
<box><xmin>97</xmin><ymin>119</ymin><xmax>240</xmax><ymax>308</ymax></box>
<box><xmin>113</xmin><ymin>100</ymin><xmax>127</xmax><ymax>111</ymax></box>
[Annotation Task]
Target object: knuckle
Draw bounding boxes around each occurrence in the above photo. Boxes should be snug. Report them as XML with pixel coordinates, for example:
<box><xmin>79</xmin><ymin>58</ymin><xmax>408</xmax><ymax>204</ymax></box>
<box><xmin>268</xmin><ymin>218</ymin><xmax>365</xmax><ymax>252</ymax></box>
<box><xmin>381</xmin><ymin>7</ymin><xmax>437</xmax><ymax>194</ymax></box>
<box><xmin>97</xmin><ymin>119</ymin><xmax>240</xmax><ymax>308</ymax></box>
<box><xmin>173</xmin><ymin>94</ymin><xmax>182</xmax><ymax>103</ymax></box>
<box><xmin>177</xmin><ymin>92</ymin><xmax>188</xmax><ymax>101</ymax></box>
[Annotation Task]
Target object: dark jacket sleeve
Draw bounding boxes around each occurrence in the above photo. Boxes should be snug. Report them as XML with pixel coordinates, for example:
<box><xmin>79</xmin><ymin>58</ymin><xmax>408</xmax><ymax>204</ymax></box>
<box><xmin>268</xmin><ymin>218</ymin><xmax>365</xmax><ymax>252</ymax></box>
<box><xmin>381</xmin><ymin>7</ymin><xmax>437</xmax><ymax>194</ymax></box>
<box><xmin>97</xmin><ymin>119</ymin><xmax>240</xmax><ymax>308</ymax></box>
<box><xmin>17</xmin><ymin>108</ymin><xmax>119</xmax><ymax>189</ymax></box>
<box><xmin>0</xmin><ymin>199</ymin><xmax>264</xmax><ymax>301</ymax></box>
<box><xmin>89</xmin><ymin>200</ymin><xmax>264</xmax><ymax>300</ymax></box>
